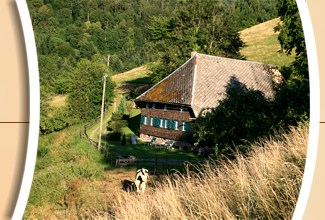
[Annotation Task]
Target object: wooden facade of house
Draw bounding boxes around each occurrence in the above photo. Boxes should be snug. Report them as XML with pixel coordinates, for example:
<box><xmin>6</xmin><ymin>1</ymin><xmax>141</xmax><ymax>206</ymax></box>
<box><xmin>137</xmin><ymin>102</ymin><xmax>194</xmax><ymax>142</ymax></box>
<box><xmin>135</xmin><ymin>52</ymin><xmax>282</xmax><ymax>143</ymax></box>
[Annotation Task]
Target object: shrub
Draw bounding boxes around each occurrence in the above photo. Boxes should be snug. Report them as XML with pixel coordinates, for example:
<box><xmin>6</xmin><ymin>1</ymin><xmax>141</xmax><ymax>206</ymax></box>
<box><xmin>107</xmin><ymin>132</ymin><xmax>121</xmax><ymax>141</ymax></box>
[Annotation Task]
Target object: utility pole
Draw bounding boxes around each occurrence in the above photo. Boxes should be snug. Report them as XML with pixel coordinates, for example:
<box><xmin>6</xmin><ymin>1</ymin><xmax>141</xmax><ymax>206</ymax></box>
<box><xmin>98</xmin><ymin>74</ymin><xmax>108</xmax><ymax>150</ymax></box>
<box><xmin>98</xmin><ymin>55</ymin><xmax>110</xmax><ymax>150</ymax></box>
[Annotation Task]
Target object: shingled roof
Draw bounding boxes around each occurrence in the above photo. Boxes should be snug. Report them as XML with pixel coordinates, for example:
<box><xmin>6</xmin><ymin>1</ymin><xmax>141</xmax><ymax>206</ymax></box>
<box><xmin>136</xmin><ymin>52</ymin><xmax>282</xmax><ymax>117</ymax></box>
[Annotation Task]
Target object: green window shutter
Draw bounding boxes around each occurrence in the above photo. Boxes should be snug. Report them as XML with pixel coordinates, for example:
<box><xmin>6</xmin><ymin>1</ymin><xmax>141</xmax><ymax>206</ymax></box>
<box><xmin>185</xmin><ymin>122</ymin><xmax>191</xmax><ymax>132</ymax></box>
<box><xmin>182</xmin><ymin>121</ymin><xmax>191</xmax><ymax>132</ymax></box>
<box><xmin>153</xmin><ymin>117</ymin><xmax>160</xmax><ymax>127</ymax></box>
<box><xmin>167</xmin><ymin>119</ymin><xmax>173</xmax><ymax>130</ymax></box>
<box><xmin>140</xmin><ymin>116</ymin><xmax>144</xmax><ymax>124</ymax></box>
<box><xmin>141</xmin><ymin>116</ymin><xmax>145</xmax><ymax>124</ymax></box>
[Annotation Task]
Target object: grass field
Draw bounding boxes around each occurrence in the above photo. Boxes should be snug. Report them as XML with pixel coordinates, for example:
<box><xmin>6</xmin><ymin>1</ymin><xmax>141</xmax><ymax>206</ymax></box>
<box><xmin>95</xmin><ymin>124</ymin><xmax>308</xmax><ymax>219</ymax></box>
<box><xmin>240</xmin><ymin>18</ymin><xmax>295</xmax><ymax>67</ymax></box>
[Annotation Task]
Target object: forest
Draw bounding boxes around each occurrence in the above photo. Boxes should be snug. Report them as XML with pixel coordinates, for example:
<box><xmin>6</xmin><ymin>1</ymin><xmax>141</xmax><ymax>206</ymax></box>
<box><xmin>27</xmin><ymin>0</ymin><xmax>281</xmax><ymax>134</ymax></box>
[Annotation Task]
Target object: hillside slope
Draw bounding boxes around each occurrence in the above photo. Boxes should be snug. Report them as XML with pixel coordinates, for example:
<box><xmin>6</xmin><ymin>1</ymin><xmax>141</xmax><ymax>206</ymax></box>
<box><xmin>240</xmin><ymin>18</ymin><xmax>295</xmax><ymax>67</ymax></box>
<box><xmin>95</xmin><ymin>123</ymin><xmax>308</xmax><ymax>219</ymax></box>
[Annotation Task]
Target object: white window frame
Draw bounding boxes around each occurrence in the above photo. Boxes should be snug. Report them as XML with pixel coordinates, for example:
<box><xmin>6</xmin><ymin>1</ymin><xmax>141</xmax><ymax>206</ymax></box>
<box><xmin>143</xmin><ymin>116</ymin><xmax>148</xmax><ymax>125</ymax></box>
<box><xmin>182</xmin><ymin>121</ymin><xmax>186</xmax><ymax>131</ymax></box>
<box><xmin>150</xmin><ymin>117</ymin><xmax>154</xmax><ymax>126</ymax></box>
<box><xmin>175</xmin><ymin>120</ymin><xmax>179</xmax><ymax>130</ymax></box>
<box><xmin>160</xmin><ymin>118</ymin><xmax>164</xmax><ymax>128</ymax></box>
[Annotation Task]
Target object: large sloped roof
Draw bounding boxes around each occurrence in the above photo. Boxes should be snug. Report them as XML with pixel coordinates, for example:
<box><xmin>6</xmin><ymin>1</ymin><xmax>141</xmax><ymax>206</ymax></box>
<box><xmin>136</xmin><ymin>52</ymin><xmax>282</xmax><ymax>117</ymax></box>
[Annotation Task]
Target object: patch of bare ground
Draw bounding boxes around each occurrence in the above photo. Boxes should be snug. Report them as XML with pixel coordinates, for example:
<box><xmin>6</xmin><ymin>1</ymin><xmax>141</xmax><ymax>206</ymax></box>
<box><xmin>92</xmin><ymin>168</ymin><xmax>163</xmax><ymax>196</ymax></box>
<box><xmin>48</xmin><ymin>94</ymin><xmax>68</xmax><ymax>108</ymax></box>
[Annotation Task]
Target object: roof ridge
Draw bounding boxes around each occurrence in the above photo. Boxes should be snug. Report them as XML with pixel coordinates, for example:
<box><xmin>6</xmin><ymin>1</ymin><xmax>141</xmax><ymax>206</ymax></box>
<box><xmin>190</xmin><ymin>53</ymin><xmax>198</xmax><ymax>106</ymax></box>
<box><xmin>135</xmin><ymin>55</ymin><xmax>196</xmax><ymax>101</ymax></box>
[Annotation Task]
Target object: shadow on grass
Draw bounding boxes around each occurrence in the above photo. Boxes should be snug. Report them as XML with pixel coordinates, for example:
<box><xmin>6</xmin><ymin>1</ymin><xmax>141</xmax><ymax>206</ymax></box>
<box><xmin>102</xmin><ymin>136</ymin><xmax>203</xmax><ymax>173</ymax></box>
<box><xmin>124</xmin><ymin>76</ymin><xmax>152</xmax><ymax>84</ymax></box>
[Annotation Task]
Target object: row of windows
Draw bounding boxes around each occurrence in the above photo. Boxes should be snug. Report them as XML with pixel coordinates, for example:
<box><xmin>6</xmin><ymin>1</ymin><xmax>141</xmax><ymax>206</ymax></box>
<box><xmin>140</xmin><ymin>115</ymin><xmax>190</xmax><ymax>132</ymax></box>
<box><xmin>145</xmin><ymin>103</ymin><xmax>184</xmax><ymax>112</ymax></box>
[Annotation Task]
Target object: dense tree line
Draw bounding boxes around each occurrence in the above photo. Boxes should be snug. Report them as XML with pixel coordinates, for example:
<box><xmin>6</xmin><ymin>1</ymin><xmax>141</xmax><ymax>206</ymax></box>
<box><xmin>27</xmin><ymin>0</ymin><xmax>279</xmax><ymax>134</ymax></box>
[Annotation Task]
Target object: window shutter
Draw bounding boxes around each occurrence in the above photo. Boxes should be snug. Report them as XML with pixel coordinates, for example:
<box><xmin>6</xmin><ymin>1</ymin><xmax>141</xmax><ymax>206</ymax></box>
<box><xmin>153</xmin><ymin>117</ymin><xmax>160</xmax><ymax>127</ymax></box>
<box><xmin>167</xmin><ymin>119</ymin><xmax>173</xmax><ymax>130</ymax></box>
<box><xmin>140</xmin><ymin>116</ymin><xmax>144</xmax><ymax>124</ymax></box>
<box><xmin>185</xmin><ymin>122</ymin><xmax>191</xmax><ymax>132</ymax></box>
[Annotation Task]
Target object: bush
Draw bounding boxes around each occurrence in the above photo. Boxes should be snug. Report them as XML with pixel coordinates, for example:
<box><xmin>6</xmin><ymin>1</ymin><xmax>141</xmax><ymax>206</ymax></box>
<box><xmin>107</xmin><ymin>132</ymin><xmax>122</xmax><ymax>141</ymax></box>
<box><xmin>193</xmin><ymin>77</ymin><xmax>274</xmax><ymax>160</ymax></box>
<box><xmin>108</xmin><ymin>120</ymin><xmax>128</xmax><ymax>132</ymax></box>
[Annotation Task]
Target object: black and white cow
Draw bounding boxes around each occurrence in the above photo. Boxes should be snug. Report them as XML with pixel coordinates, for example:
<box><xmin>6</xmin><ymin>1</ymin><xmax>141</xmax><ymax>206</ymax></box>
<box><xmin>134</xmin><ymin>168</ymin><xmax>149</xmax><ymax>193</ymax></box>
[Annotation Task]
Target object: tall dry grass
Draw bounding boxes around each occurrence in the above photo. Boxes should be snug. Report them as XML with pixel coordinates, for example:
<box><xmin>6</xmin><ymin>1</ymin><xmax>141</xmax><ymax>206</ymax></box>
<box><xmin>92</xmin><ymin>124</ymin><xmax>307</xmax><ymax>219</ymax></box>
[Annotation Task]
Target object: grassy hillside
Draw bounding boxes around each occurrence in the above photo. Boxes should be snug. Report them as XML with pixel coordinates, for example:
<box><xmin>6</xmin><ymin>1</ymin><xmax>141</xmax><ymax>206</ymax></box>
<box><xmin>95</xmin><ymin>123</ymin><xmax>307</xmax><ymax>219</ymax></box>
<box><xmin>240</xmin><ymin>18</ymin><xmax>295</xmax><ymax>67</ymax></box>
<box><xmin>112</xmin><ymin>65</ymin><xmax>151</xmax><ymax>85</ymax></box>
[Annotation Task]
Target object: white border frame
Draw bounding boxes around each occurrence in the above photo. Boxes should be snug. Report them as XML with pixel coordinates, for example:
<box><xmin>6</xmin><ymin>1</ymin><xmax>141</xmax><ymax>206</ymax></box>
<box><xmin>10</xmin><ymin>0</ymin><xmax>319</xmax><ymax>219</ymax></box>
<box><xmin>292</xmin><ymin>0</ymin><xmax>320</xmax><ymax>219</ymax></box>
<box><xmin>12</xmin><ymin>0</ymin><xmax>40</xmax><ymax>219</ymax></box>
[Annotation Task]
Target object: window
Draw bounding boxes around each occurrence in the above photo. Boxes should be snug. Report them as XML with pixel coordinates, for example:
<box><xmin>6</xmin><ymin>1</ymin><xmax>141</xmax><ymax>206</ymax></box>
<box><xmin>164</xmin><ymin>104</ymin><xmax>168</xmax><ymax>111</ymax></box>
<box><xmin>152</xmin><ymin>103</ymin><xmax>156</xmax><ymax>109</ymax></box>
<box><xmin>182</xmin><ymin>121</ymin><xmax>191</xmax><ymax>132</ymax></box>
<box><xmin>164</xmin><ymin>119</ymin><xmax>168</xmax><ymax>129</ymax></box>
<box><xmin>150</xmin><ymin>117</ymin><xmax>160</xmax><ymax>127</ymax></box>
<box><xmin>180</xmin><ymin>106</ymin><xmax>184</xmax><ymax>112</ymax></box>
<box><xmin>141</xmin><ymin>115</ymin><xmax>148</xmax><ymax>125</ymax></box>
<box><xmin>160</xmin><ymin>118</ymin><xmax>164</xmax><ymax>128</ymax></box>
<box><xmin>175</xmin><ymin>120</ymin><xmax>179</xmax><ymax>130</ymax></box>
<box><xmin>146</xmin><ymin>103</ymin><xmax>149</xmax><ymax>108</ymax></box>
<box><xmin>167</xmin><ymin>119</ymin><xmax>174</xmax><ymax>130</ymax></box>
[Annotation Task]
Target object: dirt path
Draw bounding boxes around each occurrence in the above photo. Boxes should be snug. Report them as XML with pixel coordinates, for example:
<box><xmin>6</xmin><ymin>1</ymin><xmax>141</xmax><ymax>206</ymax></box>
<box><xmin>89</xmin><ymin>98</ymin><xmax>117</xmax><ymax>140</ymax></box>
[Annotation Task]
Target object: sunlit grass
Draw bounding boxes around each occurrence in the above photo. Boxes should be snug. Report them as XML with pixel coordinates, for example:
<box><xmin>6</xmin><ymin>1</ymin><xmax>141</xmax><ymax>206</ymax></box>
<box><xmin>112</xmin><ymin>65</ymin><xmax>151</xmax><ymax>85</ymax></box>
<box><xmin>93</xmin><ymin>123</ymin><xmax>308</xmax><ymax>219</ymax></box>
<box><xmin>240</xmin><ymin>18</ymin><xmax>295</xmax><ymax>67</ymax></box>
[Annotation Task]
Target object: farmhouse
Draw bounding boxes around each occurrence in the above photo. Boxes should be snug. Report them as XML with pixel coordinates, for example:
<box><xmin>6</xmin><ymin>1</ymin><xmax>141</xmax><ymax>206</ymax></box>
<box><xmin>135</xmin><ymin>52</ymin><xmax>282</xmax><ymax>144</ymax></box>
